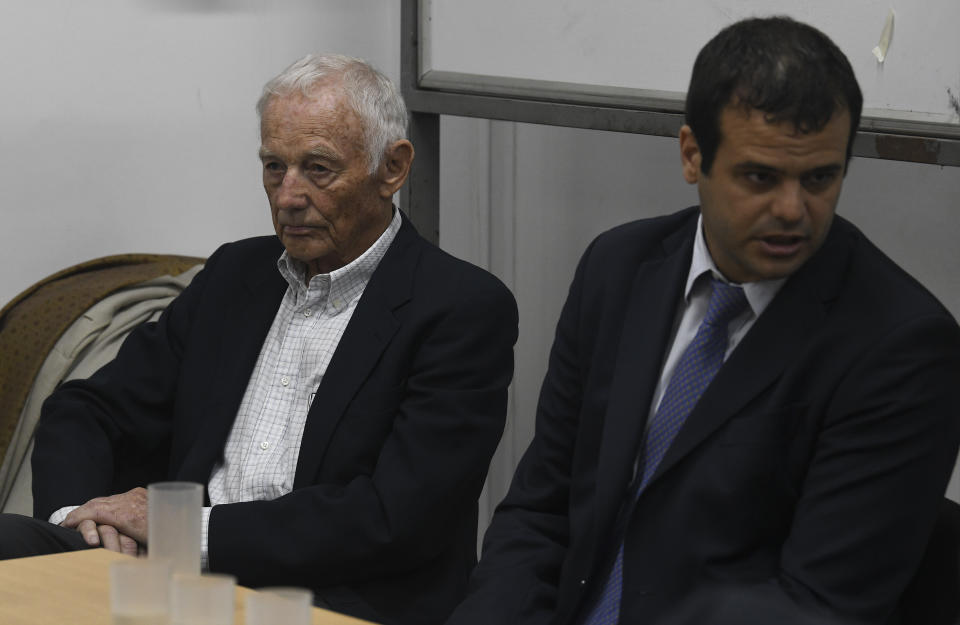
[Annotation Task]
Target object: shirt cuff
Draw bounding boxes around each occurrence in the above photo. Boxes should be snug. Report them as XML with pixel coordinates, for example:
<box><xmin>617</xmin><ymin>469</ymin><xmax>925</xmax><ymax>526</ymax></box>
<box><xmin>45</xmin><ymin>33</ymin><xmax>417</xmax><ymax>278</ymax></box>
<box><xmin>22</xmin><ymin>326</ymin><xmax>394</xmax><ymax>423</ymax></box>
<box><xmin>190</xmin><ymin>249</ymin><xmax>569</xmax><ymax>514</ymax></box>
<box><xmin>201</xmin><ymin>506</ymin><xmax>212</xmax><ymax>571</ymax></box>
<box><xmin>48</xmin><ymin>506</ymin><xmax>79</xmax><ymax>526</ymax></box>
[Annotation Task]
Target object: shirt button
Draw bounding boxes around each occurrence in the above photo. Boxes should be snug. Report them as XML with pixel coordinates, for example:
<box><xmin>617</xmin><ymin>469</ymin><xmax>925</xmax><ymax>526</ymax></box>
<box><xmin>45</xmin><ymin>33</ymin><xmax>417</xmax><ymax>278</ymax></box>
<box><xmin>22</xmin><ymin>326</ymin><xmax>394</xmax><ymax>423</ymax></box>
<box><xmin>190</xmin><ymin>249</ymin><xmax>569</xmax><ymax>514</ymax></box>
<box><xmin>281</xmin><ymin>376</ymin><xmax>289</xmax><ymax>386</ymax></box>
<box><xmin>303</xmin><ymin>309</ymin><xmax>312</xmax><ymax>317</ymax></box>
<box><xmin>580</xmin><ymin>579</ymin><xmax>587</xmax><ymax>586</ymax></box>
<box><xmin>260</xmin><ymin>441</ymin><xmax>270</xmax><ymax>450</ymax></box>
<box><xmin>333</xmin><ymin>298</ymin><xmax>344</xmax><ymax>310</ymax></box>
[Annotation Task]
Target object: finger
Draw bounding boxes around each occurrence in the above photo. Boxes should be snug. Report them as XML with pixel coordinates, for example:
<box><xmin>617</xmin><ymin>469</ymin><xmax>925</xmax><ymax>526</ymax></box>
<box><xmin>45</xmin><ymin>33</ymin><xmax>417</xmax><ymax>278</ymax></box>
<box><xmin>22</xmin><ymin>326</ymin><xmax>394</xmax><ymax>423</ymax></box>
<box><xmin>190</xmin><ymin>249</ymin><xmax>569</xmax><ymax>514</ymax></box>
<box><xmin>118</xmin><ymin>533</ymin><xmax>139</xmax><ymax>557</ymax></box>
<box><xmin>76</xmin><ymin>519</ymin><xmax>101</xmax><ymax>547</ymax></box>
<box><xmin>62</xmin><ymin>506</ymin><xmax>87</xmax><ymax>528</ymax></box>
<box><xmin>63</xmin><ymin>500</ymin><xmax>104</xmax><ymax>528</ymax></box>
<box><xmin>61</xmin><ymin>491</ymin><xmax>149</xmax><ymax>541</ymax></box>
<box><xmin>98</xmin><ymin>524</ymin><xmax>122</xmax><ymax>553</ymax></box>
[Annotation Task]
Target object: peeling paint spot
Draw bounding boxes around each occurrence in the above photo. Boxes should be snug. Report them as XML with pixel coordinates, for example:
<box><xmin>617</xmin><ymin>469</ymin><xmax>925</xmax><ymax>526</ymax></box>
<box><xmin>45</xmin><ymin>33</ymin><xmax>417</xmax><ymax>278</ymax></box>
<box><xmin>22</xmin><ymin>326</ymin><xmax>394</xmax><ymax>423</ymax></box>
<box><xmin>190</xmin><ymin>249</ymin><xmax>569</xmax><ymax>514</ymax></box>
<box><xmin>948</xmin><ymin>87</ymin><xmax>960</xmax><ymax>120</ymax></box>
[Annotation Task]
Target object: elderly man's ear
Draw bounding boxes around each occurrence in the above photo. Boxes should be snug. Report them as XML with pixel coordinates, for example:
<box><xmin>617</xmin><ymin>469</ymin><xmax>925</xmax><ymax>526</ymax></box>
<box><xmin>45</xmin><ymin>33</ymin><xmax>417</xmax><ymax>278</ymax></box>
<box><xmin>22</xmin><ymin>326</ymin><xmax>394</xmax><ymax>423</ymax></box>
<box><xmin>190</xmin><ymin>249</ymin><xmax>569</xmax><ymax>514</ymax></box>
<box><xmin>377</xmin><ymin>139</ymin><xmax>415</xmax><ymax>199</ymax></box>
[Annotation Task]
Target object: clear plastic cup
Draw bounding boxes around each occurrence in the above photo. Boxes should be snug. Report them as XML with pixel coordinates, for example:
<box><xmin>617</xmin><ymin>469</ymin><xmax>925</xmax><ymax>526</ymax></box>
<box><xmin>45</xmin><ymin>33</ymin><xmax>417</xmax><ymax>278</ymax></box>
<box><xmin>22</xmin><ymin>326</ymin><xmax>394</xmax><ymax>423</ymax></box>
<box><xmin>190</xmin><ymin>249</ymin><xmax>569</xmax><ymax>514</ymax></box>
<box><xmin>109</xmin><ymin>557</ymin><xmax>172</xmax><ymax>625</ymax></box>
<box><xmin>148</xmin><ymin>481</ymin><xmax>203</xmax><ymax>576</ymax></box>
<box><xmin>169</xmin><ymin>573</ymin><xmax>236</xmax><ymax>625</ymax></box>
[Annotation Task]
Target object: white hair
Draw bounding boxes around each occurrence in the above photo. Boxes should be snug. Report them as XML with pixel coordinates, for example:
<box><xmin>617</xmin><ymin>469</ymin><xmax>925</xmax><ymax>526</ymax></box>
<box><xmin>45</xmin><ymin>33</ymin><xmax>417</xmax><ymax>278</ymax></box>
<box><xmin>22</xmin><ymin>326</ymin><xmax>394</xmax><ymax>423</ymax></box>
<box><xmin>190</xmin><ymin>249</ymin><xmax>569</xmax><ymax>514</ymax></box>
<box><xmin>257</xmin><ymin>53</ymin><xmax>408</xmax><ymax>173</ymax></box>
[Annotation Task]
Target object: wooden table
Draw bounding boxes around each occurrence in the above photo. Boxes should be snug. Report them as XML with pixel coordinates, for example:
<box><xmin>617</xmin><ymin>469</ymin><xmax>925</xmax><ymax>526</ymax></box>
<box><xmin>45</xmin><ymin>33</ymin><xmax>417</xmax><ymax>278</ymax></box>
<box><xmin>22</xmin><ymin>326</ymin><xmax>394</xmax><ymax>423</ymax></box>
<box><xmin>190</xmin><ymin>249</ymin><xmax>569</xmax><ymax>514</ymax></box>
<box><xmin>0</xmin><ymin>549</ymin><xmax>376</xmax><ymax>624</ymax></box>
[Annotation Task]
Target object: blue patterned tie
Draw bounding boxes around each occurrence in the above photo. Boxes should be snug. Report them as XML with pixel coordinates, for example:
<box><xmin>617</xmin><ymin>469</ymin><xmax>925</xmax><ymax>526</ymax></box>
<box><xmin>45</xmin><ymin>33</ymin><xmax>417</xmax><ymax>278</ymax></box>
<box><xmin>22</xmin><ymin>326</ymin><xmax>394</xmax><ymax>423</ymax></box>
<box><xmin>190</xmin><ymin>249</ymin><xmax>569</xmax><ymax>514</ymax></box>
<box><xmin>583</xmin><ymin>278</ymin><xmax>748</xmax><ymax>625</ymax></box>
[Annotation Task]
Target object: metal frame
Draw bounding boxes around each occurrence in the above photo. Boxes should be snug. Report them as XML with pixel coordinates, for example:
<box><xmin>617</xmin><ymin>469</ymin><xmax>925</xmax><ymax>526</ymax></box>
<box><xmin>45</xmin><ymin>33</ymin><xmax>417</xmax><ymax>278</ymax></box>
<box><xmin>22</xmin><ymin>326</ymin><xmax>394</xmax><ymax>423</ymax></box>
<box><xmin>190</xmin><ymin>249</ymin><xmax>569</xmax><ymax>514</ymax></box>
<box><xmin>400</xmin><ymin>0</ymin><xmax>960</xmax><ymax>241</ymax></box>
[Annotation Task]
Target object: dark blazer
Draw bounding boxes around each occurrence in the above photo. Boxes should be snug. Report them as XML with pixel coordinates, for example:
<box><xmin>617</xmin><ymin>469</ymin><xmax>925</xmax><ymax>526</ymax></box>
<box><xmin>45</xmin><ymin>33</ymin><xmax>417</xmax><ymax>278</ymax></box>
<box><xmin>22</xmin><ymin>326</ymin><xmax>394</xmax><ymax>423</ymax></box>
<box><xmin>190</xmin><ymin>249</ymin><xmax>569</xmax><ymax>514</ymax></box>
<box><xmin>446</xmin><ymin>207</ymin><xmax>960</xmax><ymax>625</ymax></box>
<box><xmin>32</xmin><ymin>213</ymin><xmax>519</xmax><ymax>625</ymax></box>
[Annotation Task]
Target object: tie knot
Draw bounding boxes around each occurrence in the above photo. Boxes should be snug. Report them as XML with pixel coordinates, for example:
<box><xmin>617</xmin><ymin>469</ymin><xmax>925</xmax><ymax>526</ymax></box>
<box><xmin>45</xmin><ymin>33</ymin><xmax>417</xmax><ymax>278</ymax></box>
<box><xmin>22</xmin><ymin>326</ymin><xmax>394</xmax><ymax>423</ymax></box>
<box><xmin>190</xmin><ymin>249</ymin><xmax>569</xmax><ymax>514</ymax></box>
<box><xmin>703</xmin><ymin>279</ymin><xmax>748</xmax><ymax>327</ymax></box>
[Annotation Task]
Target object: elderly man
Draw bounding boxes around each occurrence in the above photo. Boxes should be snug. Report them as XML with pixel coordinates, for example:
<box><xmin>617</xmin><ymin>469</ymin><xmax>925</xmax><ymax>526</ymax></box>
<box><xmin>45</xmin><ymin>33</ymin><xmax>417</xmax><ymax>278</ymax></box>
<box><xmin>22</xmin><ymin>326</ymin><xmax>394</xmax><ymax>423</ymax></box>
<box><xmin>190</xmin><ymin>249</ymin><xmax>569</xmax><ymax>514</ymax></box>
<box><xmin>1</xmin><ymin>54</ymin><xmax>518</xmax><ymax>625</ymax></box>
<box><xmin>446</xmin><ymin>17</ymin><xmax>960</xmax><ymax>625</ymax></box>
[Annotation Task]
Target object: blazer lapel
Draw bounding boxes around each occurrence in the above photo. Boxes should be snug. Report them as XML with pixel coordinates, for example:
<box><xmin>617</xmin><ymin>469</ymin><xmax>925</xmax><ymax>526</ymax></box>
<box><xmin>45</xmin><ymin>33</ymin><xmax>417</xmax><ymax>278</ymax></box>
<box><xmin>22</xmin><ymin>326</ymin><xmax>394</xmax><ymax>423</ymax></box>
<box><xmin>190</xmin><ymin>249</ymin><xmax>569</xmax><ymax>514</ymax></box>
<box><xmin>646</xmin><ymin>221</ymin><xmax>851</xmax><ymax>487</ymax></box>
<box><xmin>177</xmin><ymin>248</ymin><xmax>288</xmax><ymax>483</ymax></box>
<box><xmin>590</xmin><ymin>222</ymin><xmax>695</xmax><ymax>558</ymax></box>
<box><xmin>292</xmin><ymin>216</ymin><xmax>418</xmax><ymax>488</ymax></box>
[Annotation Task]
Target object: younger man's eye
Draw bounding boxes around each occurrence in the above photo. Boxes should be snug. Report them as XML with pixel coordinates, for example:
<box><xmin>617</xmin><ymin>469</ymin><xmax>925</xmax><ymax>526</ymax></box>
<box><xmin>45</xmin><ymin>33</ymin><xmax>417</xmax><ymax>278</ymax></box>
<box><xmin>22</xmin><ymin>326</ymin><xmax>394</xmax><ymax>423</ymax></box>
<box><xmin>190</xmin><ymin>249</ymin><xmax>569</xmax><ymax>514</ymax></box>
<box><xmin>745</xmin><ymin>171</ymin><xmax>774</xmax><ymax>185</ymax></box>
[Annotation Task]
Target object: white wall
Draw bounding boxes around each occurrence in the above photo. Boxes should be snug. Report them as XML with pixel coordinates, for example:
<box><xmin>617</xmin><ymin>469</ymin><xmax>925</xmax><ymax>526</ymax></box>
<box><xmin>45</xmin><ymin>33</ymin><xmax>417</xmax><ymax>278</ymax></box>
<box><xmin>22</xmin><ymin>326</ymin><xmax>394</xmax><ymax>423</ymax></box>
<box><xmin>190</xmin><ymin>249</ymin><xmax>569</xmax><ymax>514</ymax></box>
<box><xmin>0</xmin><ymin>0</ymin><xmax>400</xmax><ymax>306</ymax></box>
<box><xmin>438</xmin><ymin>117</ymin><xmax>960</xmax><ymax>527</ymax></box>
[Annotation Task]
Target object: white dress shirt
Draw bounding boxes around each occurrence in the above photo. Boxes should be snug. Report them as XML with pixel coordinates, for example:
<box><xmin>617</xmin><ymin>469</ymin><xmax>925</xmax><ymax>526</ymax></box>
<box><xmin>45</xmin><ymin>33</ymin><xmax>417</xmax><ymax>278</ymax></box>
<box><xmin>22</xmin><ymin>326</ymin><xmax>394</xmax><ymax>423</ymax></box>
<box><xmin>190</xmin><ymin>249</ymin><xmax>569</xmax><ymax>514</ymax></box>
<box><xmin>647</xmin><ymin>215</ymin><xmax>786</xmax><ymax>422</ymax></box>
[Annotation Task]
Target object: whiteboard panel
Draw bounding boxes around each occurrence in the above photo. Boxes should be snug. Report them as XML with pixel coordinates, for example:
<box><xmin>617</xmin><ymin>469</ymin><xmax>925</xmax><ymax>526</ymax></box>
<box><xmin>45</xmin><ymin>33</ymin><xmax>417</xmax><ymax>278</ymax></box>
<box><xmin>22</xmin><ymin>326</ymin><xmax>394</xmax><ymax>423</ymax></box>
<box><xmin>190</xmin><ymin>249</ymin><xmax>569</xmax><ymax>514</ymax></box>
<box><xmin>423</xmin><ymin>0</ymin><xmax>960</xmax><ymax>125</ymax></box>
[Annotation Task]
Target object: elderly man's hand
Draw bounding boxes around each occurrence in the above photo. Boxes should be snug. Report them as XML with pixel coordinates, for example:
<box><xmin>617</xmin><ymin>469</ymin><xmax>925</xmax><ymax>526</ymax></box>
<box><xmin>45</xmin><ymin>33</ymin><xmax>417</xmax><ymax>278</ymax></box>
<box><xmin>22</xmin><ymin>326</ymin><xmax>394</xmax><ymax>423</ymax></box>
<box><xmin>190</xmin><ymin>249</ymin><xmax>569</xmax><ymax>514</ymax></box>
<box><xmin>73</xmin><ymin>520</ymin><xmax>142</xmax><ymax>556</ymax></box>
<box><xmin>62</xmin><ymin>487</ymin><xmax>148</xmax><ymax>553</ymax></box>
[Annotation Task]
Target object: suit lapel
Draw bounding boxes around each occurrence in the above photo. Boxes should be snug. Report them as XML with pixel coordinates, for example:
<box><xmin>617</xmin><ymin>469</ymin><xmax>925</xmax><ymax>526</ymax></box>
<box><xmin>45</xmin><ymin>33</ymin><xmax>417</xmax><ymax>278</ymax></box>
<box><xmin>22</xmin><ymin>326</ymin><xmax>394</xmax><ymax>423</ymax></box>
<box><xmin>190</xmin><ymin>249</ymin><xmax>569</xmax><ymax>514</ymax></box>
<box><xmin>645</xmin><ymin>220</ymin><xmax>851</xmax><ymax>488</ymax></box>
<box><xmin>590</xmin><ymin>222</ymin><xmax>695</xmax><ymax>556</ymax></box>
<box><xmin>178</xmin><ymin>243</ymin><xmax>288</xmax><ymax>482</ymax></box>
<box><xmin>292</xmin><ymin>216</ymin><xmax>419</xmax><ymax>488</ymax></box>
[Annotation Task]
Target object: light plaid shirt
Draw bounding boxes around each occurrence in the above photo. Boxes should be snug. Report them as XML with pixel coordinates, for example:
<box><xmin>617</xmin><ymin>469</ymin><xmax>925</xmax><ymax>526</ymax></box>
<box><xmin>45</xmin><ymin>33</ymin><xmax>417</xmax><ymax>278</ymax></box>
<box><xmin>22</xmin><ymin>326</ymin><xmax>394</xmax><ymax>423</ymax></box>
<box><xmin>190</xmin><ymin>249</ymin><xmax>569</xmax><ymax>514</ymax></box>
<box><xmin>202</xmin><ymin>209</ymin><xmax>400</xmax><ymax>566</ymax></box>
<box><xmin>50</xmin><ymin>212</ymin><xmax>401</xmax><ymax>562</ymax></box>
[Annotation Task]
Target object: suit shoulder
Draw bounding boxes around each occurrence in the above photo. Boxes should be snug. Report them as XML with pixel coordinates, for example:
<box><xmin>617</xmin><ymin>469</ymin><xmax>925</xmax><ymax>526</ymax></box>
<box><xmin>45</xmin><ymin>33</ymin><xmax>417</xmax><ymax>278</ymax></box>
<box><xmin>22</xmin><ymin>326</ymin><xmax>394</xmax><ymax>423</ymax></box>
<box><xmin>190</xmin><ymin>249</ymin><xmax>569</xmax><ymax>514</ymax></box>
<box><xmin>211</xmin><ymin>235</ymin><xmax>282</xmax><ymax>258</ymax></box>
<box><xmin>581</xmin><ymin>206</ymin><xmax>698</xmax><ymax>271</ymax></box>
<box><xmin>203</xmin><ymin>235</ymin><xmax>283</xmax><ymax>270</ymax></box>
<box><xmin>830</xmin><ymin>217</ymin><xmax>958</xmax><ymax>326</ymax></box>
<box><xmin>417</xmin><ymin>242</ymin><xmax>516</xmax><ymax>307</ymax></box>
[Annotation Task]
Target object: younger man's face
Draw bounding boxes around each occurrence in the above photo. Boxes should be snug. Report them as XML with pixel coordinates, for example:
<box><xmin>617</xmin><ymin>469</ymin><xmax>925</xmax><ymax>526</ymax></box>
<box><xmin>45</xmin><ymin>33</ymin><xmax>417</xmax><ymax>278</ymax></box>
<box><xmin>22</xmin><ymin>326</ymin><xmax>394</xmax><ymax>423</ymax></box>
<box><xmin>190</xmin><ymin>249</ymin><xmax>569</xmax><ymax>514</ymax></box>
<box><xmin>680</xmin><ymin>105</ymin><xmax>850</xmax><ymax>283</ymax></box>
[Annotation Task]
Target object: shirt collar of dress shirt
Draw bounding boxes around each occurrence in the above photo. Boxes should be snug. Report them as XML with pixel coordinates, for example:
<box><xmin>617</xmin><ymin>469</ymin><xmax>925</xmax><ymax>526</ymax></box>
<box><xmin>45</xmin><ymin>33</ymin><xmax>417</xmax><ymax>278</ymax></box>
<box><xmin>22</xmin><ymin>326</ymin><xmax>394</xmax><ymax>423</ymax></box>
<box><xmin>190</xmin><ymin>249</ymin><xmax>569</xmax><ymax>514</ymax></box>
<box><xmin>276</xmin><ymin>207</ymin><xmax>401</xmax><ymax>311</ymax></box>
<box><xmin>684</xmin><ymin>213</ymin><xmax>786</xmax><ymax>319</ymax></box>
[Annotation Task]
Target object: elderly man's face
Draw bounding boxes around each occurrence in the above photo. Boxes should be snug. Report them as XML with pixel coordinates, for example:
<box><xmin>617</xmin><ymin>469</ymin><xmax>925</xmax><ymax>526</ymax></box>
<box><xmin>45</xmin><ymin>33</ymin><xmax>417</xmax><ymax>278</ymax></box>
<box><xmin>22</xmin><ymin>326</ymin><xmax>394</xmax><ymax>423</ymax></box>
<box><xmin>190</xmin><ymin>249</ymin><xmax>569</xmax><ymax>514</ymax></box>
<box><xmin>679</xmin><ymin>106</ymin><xmax>850</xmax><ymax>283</ymax></box>
<box><xmin>259</xmin><ymin>86</ymin><xmax>392</xmax><ymax>279</ymax></box>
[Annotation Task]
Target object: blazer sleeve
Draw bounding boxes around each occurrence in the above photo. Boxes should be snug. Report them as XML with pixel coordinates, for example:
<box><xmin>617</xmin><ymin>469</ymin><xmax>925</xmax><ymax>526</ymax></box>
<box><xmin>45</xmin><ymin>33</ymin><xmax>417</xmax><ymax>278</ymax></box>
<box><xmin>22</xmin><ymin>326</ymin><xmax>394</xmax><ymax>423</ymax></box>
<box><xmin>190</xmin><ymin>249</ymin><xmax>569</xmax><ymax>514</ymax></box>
<box><xmin>206</xmin><ymin>265</ymin><xmax>519</xmax><ymax>589</ymax></box>
<box><xmin>31</xmin><ymin>245</ymin><xmax>219</xmax><ymax>520</ymax></box>
<box><xmin>776</xmin><ymin>311</ymin><xmax>960</xmax><ymax>622</ymax></box>
<box><xmin>445</xmin><ymin>241</ymin><xmax>599</xmax><ymax>625</ymax></box>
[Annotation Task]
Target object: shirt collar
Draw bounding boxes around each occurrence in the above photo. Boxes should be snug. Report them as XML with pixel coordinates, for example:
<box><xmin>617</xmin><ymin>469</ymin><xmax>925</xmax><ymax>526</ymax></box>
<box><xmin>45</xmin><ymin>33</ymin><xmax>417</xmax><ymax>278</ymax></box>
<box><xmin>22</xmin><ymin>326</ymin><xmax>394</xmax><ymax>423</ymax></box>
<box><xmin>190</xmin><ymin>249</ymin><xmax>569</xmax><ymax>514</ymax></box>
<box><xmin>685</xmin><ymin>213</ymin><xmax>786</xmax><ymax>318</ymax></box>
<box><xmin>276</xmin><ymin>207</ymin><xmax>401</xmax><ymax>308</ymax></box>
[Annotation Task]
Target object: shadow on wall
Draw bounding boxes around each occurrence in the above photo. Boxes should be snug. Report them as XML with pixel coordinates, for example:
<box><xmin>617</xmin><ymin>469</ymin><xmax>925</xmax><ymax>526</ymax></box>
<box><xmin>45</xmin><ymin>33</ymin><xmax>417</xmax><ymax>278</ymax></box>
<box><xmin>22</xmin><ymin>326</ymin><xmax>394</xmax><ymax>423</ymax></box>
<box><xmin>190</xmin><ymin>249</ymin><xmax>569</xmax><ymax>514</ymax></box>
<box><xmin>137</xmin><ymin>0</ymin><xmax>305</xmax><ymax>12</ymax></box>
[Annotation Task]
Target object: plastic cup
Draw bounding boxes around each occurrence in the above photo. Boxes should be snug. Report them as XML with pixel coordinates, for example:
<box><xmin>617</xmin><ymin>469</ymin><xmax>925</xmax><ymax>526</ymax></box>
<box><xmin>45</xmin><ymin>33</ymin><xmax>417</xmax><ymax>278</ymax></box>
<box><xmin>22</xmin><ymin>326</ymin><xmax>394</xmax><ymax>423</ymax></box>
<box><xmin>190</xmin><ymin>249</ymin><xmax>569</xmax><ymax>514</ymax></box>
<box><xmin>245</xmin><ymin>587</ymin><xmax>313</xmax><ymax>625</ymax></box>
<box><xmin>148</xmin><ymin>481</ymin><xmax>202</xmax><ymax>576</ymax></box>
<box><xmin>169</xmin><ymin>573</ymin><xmax>236</xmax><ymax>625</ymax></box>
<box><xmin>109</xmin><ymin>558</ymin><xmax>172</xmax><ymax>625</ymax></box>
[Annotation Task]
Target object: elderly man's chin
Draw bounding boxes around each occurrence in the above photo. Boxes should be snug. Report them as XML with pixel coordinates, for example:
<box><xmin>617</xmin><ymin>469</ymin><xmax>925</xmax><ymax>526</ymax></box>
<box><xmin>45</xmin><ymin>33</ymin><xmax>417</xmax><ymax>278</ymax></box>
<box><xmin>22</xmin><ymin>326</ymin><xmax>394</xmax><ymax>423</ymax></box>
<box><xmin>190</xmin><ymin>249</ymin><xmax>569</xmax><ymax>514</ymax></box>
<box><xmin>281</xmin><ymin>235</ymin><xmax>335</xmax><ymax>265</ymax></box>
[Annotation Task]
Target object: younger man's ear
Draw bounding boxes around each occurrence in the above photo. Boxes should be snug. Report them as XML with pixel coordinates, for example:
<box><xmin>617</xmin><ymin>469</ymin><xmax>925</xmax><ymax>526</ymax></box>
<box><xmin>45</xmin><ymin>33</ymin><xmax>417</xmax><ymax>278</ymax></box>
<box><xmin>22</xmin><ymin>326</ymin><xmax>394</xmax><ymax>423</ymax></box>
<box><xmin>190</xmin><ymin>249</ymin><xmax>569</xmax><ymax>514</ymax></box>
<box><xmin>378</xmin><ymin>140</ymin><xmax>415</xmax><ymax>199</ymax></box>
<box><xmin>678</xmin><ymin>125</ymin><xmax>703</xmax><ymax>184</ymax></box>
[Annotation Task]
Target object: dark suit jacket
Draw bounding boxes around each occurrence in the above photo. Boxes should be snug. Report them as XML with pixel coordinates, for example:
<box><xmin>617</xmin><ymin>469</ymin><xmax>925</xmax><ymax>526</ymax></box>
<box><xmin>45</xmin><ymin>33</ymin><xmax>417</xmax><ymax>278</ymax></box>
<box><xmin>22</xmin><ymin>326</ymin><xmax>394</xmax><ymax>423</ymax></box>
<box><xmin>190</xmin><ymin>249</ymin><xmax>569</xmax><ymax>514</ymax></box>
<box><xmin>446</xmin><ymin>207</ymin><xmax>960</xmax><ymax>625</ymax></box>
<box><xmin>32</xmin><ymin>213</ymin><xmax>519</xmax><ymax>625</ymax></box>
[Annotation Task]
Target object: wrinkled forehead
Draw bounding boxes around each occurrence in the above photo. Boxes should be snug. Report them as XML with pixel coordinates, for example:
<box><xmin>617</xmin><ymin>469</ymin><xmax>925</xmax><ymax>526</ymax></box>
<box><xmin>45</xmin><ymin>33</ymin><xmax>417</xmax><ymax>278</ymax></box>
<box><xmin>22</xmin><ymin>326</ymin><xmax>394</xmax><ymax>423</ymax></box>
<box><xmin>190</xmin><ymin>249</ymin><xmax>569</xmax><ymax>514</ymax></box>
<box><xmin>261</xmin><ymin>88</ymin><xmax>364</xmax><ymax>138</ymax></box>
<box><xmin>259</xmin><ymin>87</ymin><xmax>369</xmax><ymax>165</ymax></box>
<box><xmin>262</xmin><ymin>78</ymin><xmax>351</xmax><ymax>121</ymax></box>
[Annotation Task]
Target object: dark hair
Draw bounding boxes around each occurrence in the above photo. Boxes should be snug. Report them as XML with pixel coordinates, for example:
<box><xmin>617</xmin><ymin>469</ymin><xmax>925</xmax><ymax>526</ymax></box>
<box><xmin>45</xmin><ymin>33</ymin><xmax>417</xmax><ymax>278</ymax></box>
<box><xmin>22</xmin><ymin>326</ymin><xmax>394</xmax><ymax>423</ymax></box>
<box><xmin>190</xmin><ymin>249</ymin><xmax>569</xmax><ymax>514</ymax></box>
<box><xmin>685</xmin><ymin>16</ymin><xmax>863</xmax><ymax>174</ymax></box>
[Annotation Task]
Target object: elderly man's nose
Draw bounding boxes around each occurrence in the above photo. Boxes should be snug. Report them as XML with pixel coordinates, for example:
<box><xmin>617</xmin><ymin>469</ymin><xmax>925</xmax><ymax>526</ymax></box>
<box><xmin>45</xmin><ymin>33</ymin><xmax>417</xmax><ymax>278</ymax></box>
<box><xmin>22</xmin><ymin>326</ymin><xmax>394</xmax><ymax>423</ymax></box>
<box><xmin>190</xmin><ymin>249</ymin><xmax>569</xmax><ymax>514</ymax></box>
<box><xmin>276</xmin><ymin>171</ymin><xmax>308</xmax><ymax>210</ymax></box>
